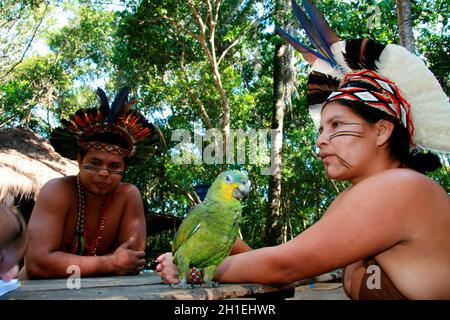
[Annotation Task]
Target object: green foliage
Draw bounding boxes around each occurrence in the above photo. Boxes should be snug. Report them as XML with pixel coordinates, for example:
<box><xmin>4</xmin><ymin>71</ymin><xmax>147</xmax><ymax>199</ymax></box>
<box><xmin>0</xmin><ymin>0</ymin><xmax>49</xmax><ymax>78</ymax></box>
<box><xmin>47</xmin><ymin>6</ymin><xmax>118</xmax><ymax>80</ymax></box>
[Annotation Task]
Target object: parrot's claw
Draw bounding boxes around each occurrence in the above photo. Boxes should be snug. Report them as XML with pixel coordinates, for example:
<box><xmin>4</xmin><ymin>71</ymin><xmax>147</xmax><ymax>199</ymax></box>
<box><xmin>203</xmin><ymin>279</ymin><xmax>220</xmax><ymax>288</ymax></box>
<box><xmin>170</xmin><ymin>279</ymin><xmax>195</xmax><ymax>289</ymax></box>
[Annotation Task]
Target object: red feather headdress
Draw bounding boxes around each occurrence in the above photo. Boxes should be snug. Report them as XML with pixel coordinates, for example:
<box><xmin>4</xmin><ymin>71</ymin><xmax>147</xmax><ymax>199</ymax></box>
<box><xmin>50</xmin><ymin>87</ymin><xmax>160</xmax><ymax>166</ymax></box>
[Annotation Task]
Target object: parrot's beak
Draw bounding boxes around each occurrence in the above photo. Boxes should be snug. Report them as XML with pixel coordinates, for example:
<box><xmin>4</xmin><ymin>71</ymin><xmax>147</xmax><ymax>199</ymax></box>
<box><xmin>232</xmin><ymin>182</ymin><xmax>250</xmax><ymax>200</ymax></box>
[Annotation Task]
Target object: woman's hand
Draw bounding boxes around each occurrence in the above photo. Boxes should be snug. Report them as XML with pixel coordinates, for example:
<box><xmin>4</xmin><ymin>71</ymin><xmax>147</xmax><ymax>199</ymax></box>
<box><xmin>156</xmin><ymin>252</ymin><xmax>180</xmax><ymax>284</ymax></box>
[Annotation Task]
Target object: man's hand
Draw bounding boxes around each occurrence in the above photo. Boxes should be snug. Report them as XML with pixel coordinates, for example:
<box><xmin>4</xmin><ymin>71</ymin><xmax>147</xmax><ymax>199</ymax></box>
<box><xmin>111</xmin><ymin>237</ymin><xmax>146</xmax><ymax>275</ymax></box>
<box><xmin>156</xmin><ymin>252</ymin><xmax>180</xmax><ymax>284</ymax></box>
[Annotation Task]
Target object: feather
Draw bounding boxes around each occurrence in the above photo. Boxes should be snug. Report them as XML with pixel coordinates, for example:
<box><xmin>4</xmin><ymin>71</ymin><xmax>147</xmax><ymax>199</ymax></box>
<box><xmin>276</xmin><ymin>0</ymin><xmax>341</xmax><ymax>67</ymax></box>
<box><xmin>361</xmin><ymin>39</ymin><xmax>385</xmax><ymax>70</ymax></box>
<box><xmin>301</xmin><ymin>0</ymin><xmax>339</xmax><ymax>46</ymax></box>
<box><xmin>291</xmin><ymin>0</ymin><xmax>337</xmax><ymax>66</ymax></box>
<box><xmin>49</xmin><ymin>126</ymin><xmax>80</xmax><ymax>160</ymax></box>
<box><xmin>307</xmin><ymin>71</ymin><xmax>340</xmax><ymax>105</ymax></box>
<box><xmin>275</xmin><ymin>26</ymin><xmax>323</xmax><ymax>64</ymax></box>
<box><xmin>376</xmin><ymin>44</ymin><xmax>450</xmax><ymax>153</ymax></box>
<box><xmin>108</xmin><ymin>86</ymin><xmax>130</xmax><ymax>122</ymax></box>
<box><xmin>72</xmin><ymin>110</ymin><xmax>89</xmax><ymax>129</ymax></box>
<box><xmin>96</xmin><ymin>88</ymin><xmax>110</xmax><ymax>118</ymax></box>
<box><xmin>123</xmin><ymin>99</ymin><xmax>137</xmax><ymax>114</ymax></box>
<box><xmin>343</xmin><ymin>39</ymin><xmax>384</xmax><ymax>71</ymax></box>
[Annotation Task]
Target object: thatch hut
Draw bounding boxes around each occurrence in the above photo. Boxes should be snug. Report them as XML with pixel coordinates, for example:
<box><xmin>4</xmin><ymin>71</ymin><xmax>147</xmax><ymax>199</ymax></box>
<box><xmin>0</xmin><ymin>127</ymin><xmax>78</xmax><ymax>220</ymax></box>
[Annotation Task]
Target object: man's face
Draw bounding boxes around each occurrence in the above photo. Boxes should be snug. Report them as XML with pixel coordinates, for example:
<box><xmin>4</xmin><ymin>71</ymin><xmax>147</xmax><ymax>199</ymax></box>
<box><xmin>77</xmin><ymin>148</ymin><xmax>126</xmax><ymax>196</ymax></box>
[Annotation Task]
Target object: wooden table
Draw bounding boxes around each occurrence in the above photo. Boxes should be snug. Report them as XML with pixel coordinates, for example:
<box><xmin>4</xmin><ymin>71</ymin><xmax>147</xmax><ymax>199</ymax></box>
<box><xmin>1</xmin><ymin>270</ymin><xmax>341</xmax><ymax>300</ymax></box>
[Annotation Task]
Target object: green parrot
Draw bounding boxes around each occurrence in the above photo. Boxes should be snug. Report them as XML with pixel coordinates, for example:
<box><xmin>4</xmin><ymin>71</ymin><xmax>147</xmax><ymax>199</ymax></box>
<box><xmin>172</xmin><ymin>170</ymin><xmax>250</xmax><ymax>287</ymax></box>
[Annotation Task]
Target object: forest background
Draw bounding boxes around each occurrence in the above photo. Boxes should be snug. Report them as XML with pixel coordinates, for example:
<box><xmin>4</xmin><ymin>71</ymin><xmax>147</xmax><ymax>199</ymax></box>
<box><xmin>1</xmin><ymin>0</ymin><xmax>448</xmax><ymax>257</ymax></box>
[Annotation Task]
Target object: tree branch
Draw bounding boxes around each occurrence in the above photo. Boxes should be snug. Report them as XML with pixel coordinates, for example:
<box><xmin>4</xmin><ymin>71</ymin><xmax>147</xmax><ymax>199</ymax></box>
<box><xmin>187</xmin><ymin>0</ymin><xmax>206</xmax><ymax>35</ymax></box>
<box><xmin>161</xmin><ymin>14</ymin><xmax>203</xmax><ymax>43</ymax></box>
<box><xmin>0</xmin><ymin>2</ymin><xmax>49</xmax><ymax>80</ymax></box>
<box><xmin>218</xmin><ymin>37</ymin><xmax>240</xmax><ymax>65</ymax></box>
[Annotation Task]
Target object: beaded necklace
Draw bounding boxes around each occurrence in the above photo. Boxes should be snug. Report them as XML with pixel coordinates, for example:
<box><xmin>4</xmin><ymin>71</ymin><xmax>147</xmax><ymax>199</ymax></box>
<box><xmin>71</xmin><ymin>175</ymin><xmax>112</xmax><ymax>256</ymax></box>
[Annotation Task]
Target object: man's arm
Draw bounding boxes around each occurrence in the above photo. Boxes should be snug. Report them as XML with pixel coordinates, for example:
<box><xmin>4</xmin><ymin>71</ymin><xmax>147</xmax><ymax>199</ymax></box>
<box><xmin>116</xmin><ymin>184</ymin><xmax>147</xmax><ymax>252</ymax></box>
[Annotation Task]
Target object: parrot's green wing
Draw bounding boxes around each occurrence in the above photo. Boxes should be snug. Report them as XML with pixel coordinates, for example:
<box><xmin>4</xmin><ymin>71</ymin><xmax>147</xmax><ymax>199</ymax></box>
<box><xmin>172</xmin><ymin>203</ymin><xmax>208</xmax><ymax>254</ymax></box>
<box><xmin>171</xmin><ymin>170</ymin><xmax>249</xmax><ymax>287</ymax></box>
<box><xmin>178</xmin><ymin>199</ymin><xmax>241</xmax><ymax>267</ymax></box>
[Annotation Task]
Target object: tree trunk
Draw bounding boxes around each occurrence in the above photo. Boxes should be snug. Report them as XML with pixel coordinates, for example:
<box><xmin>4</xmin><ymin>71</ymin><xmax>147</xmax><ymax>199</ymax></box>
<box><xmin>186</xmin><ymin>0</ymin><xmax>231</xmax><ymax>157</ymax></box>
<box><xmin>396</xmin><ymin>0</ymin><xmax>415</xmax><ymax>52</ymax></box>
<box><xmin>262</xmin><ymin>0</ymin><xmax>296</xmax><ymax>246</ymax></box>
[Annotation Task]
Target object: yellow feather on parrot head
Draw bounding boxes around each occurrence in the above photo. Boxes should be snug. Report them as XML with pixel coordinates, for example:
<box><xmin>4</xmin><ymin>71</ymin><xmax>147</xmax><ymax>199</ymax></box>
<box><xmin>205</xmin><ymin>170</ymin><xmax>250</xmax><ymax>202</ymax></box>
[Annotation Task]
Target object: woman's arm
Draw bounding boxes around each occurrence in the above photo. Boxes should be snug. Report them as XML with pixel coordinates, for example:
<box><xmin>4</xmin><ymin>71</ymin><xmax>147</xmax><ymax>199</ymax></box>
<box><xmin>213</xmin><ymin>170</ymin><xmax>418</xmax><ymax>286</ymax></box>
<box><xmin>156</xmin><ymin>237</ymin><xmax>252</xmax><ymax>283</ymax></box>
<box><xmin>229</xmin><ymin>237</ymin><xmax>252</xmax><ymax>255</ymax></box>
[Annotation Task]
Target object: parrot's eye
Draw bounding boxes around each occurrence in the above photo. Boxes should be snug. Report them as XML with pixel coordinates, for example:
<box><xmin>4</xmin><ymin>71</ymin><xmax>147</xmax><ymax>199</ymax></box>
<box><xmin>225</xmin><ymin>175</ymin><xmax>232</xmax><ymax>182</ymax></box>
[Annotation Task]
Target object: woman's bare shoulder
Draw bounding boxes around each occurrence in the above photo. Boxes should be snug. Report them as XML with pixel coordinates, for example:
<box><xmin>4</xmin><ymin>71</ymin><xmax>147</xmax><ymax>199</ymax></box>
<box><xmin>338</xmin><ymin>168</ymin><xmax>449</xmax><ymax>220</ymax></box>
<box><xmin>354</xmin><ymin>168</ymin><xmax>445</xmax><ymax>195</ymax></box>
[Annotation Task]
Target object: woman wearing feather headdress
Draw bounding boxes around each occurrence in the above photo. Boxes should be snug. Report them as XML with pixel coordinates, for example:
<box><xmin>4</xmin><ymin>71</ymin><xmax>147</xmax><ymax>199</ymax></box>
<box><xmin>157</xmin><ymin>0</ymin><xmax>450</xmax><ymax>299</ymax></box>
<box><xmin>19</xmin><ymin>87</ymin><xmax>160</xmax><ymax>279</ymax></box>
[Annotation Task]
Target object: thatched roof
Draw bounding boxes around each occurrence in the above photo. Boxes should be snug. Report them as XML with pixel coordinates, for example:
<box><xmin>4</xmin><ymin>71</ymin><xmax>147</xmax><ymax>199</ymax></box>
<box><xmin>0</xmin><ymin>127</ymin><xmax>78</xmax><ymax>205</ymax></box>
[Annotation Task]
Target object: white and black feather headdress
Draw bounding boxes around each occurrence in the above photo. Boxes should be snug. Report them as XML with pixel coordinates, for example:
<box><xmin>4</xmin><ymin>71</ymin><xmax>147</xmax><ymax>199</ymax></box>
<box><xmin>277</xmin><ymin>0</ymin><xmax>450</xmax><ymax>153</ymax></box>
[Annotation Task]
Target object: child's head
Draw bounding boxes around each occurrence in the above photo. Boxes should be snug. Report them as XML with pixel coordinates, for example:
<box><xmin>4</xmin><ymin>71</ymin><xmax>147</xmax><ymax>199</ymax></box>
<box><xmin>0</xmin><ymin>204</ymin><xmax>27</xmax><ymax>277</ymax></box>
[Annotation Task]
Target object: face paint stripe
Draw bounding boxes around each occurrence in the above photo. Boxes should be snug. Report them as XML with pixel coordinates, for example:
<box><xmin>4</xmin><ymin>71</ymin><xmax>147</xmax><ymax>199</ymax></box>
<box><xmin>340</xmin><ymin>122</ymin><xmax>364</xmax><ymax>126</ymax></box>
<box><xmin>335</xmin><ymin>154</ymin><xmax>353</xmax><ymax>169</ymax></box>
<box><xmin>82</xmin><ymin>165</ymin><xmax>124</xmax><ymax>175</ymax></box>
<box><xmin>329</xmin><ymin>131</ymin><xmax>364</xmax><ymax>139</ymax></box>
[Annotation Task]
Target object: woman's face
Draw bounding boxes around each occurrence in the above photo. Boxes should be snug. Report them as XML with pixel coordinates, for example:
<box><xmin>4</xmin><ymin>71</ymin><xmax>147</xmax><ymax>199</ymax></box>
<box><xmin>316</xmin><ymin>101</ymin><xmax>380</xmax><ymax>184</ymax></box>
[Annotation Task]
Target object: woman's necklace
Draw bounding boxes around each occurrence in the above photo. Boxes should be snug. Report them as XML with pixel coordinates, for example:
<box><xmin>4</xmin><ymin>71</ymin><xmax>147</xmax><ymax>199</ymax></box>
<box><xmin>71</xmin><ymin>175</ymin><xmax>112</xmax><ymax>256</ymax></box>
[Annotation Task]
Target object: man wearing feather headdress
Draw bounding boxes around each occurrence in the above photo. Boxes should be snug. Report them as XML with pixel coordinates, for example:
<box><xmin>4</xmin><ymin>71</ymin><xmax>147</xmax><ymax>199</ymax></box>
<box><xmin>19</xmin><ymin>87</ymin><xmax>160</xmax><ymax>279</ymax></box>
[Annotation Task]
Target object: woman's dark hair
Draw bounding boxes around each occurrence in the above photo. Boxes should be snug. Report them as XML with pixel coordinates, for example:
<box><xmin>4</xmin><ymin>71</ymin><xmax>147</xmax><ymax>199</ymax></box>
<box><xmin>0</xmin><ymin>204</ymin><xmax>27</xmax><ymax>250</ymax></box>
<box><xmin>78</xmin><ymin>132</ymin><xmax>130</xmax><ymax>165</ymax></box>
<box><xmin>334</xmin><ymin>99</ymin><xmax>442</xmax><ymax>173</ymax></box>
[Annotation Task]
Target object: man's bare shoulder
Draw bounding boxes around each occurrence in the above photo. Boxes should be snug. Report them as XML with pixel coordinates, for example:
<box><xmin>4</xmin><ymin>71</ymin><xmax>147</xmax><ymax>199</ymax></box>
<box><xmin>42</xmin><ymin>175</ymin><xmax>75</xmax><ymax>189</ymax></box>
<box><xmin>39</xmin><ymin>176</ymin><xmax>76</xmax><ymax>200</ymax></box>
<box><xmin>117</xmin><ymin>182</ymin><xmax>141</xmax><ymax>195</ymax></box>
